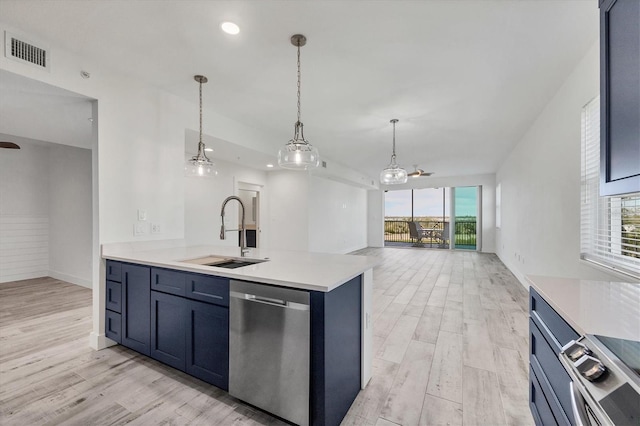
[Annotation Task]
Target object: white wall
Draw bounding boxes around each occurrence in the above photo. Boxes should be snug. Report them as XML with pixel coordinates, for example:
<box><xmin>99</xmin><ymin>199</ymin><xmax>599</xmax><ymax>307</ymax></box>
<box><xmin>496</xmin><ymin>41</ymin><xmax>620</xmax><ymax>283</ymax></box>
<box><xmin>367</xmin><ymin>173</ymin><xmax>497</xmax><ymax>253</ymax></box>
<box><xmin>0</xmin><ymin>140</ymin><xmax>92</xmax><ymax>286</ymax></box>
<box><xmin>308</xmin><ymin>177</ymin><xmax>368</xmax><ymax>254</ymax></box>
<box><xmin>184</xmin><ymin>158</ymin><xmax>269</xmax><ymax>249</ymax></box>
<box><xmin>0</xmin><ymin>141</ymin><xmax>50</xmax><ymax>282</ymax></box>
<box><xmin>266</xmin><ymin>171</ymin><xmax>368</xmax><ymax>254</ymax></box>
<box><xmin>267</xmin><ymin>171</ymin><xmax>310</xmax><ymax>252</ymax></box>
<box><xmin>48</xmin><ymin>144</ymin><xmax>92</xmax><ymax>287</ymax></box>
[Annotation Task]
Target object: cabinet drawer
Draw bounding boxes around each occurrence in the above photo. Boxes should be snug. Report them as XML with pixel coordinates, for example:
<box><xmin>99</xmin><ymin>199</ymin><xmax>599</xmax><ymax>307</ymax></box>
<box><xmin>105</xmin><ymin>310</ymin><xmax>121</xmax><ymax>343</ymax></box>
<box><xmin>530</xmin><ymin>365</ymin><xmax>558</xmax><ymax>426</ymax></box>
<box><xmin>106</xmin><ymin>260</ymin><xmax>122</xmax><ymax>282</ymax></box>
<box><xmin>530</xmin><ymin>319</ymin><xmax>573</xmax><ymax>425</ymax></box>
<box><xmin>152</xmin><ymin>268</ymin><xmax>186</xmax><ymax>296</ymax></box>
<box><xmin>106</xmin><ymin>281</ymin><xmax>122</xmax><ymax>313</ymax></box>
<box><xmin>186</xmin><ymin>274</ymin><xmax>229</xmax><ymax>307</ymax></box>
<box><xmin>530</xmin><ymin>288</ymin><xmax>578</xmax><ymax>352</ymax></box>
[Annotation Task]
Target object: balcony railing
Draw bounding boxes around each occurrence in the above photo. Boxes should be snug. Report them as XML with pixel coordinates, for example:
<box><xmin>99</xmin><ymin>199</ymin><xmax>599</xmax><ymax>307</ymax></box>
<box><xmin>384</xmin><ymin>219</ymin><xmax>477</xmax><ymax>248</ymax></box>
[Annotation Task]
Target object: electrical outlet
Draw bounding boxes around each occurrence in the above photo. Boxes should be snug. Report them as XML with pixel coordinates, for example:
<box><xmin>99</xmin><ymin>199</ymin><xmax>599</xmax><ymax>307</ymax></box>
<box><xmin>151</xmin><ymin>223</ymin><xmax>161</xmax><ymax>234</ymax></box>
<box><xmin>134</xmin><ymin>222</ymin><xmax>148</xmax><ymax>236</ymax></box>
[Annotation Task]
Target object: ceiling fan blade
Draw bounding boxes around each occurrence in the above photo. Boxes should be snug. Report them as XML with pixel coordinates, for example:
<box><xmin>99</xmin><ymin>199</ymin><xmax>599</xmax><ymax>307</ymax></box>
<box><xmin>0</xmin><ymin>142</ymin><xmax>20</xmax><ymax>149</ymax></box>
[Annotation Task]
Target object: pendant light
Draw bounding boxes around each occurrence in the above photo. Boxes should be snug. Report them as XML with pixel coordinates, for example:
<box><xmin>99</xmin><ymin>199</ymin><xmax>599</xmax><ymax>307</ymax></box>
<box><xmin>278</xmin><ymin>34</ymin><xmax>320</xmax><ymax>170</ymax></box>
<box><xmin>380</xmin><ymin>119</ymin><xmax>408</xmax><ymax>185</ymax></box>
<box><xmin>185</xmin><ymin>75</ymin><xmax>216</xmax><ymax>177</ymax></box>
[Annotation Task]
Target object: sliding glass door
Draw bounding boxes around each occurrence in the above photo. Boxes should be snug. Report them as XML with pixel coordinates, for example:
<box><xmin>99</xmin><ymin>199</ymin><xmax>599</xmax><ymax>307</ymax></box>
<box><xmin>453</xmin><ymin>186</ymin><xmax>478</xmax><ymax>250</ymax></box>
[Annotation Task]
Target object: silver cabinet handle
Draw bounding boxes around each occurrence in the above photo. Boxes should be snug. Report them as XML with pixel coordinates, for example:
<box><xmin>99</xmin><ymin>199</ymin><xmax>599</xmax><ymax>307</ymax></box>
<box><xmin>570</xmin><ymin>382</ymin><xmax>589</xmax><ymax>426</ymax></box>
<box><xmin>230</xmin><ymin>291</ymin><xmax>309</xmax><ymax>311</ymax></box>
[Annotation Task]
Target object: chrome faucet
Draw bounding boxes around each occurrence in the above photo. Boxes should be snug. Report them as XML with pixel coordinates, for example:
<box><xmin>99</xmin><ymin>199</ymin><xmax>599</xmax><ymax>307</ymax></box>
<box><xmin>220</xmin><ymin>196</ymin><xmax>249</xmax><ymax>257</ymax></box>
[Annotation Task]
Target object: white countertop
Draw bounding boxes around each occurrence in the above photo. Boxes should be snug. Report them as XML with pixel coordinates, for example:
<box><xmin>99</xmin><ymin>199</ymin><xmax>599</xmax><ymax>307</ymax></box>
<box><xmin>527</xmin><ymin>275</ymin><xmax>640</xmax><ymax>342</ymax></box>
<box><xmin>102</xmin><ymin>242</ymin><xmax>378</xmax><ymax>292</ymax></box>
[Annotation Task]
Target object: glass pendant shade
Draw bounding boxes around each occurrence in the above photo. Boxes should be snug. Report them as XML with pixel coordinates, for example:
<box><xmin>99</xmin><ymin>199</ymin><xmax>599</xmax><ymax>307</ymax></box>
<box><xmin>185</xmin><ymin>142</ymin><xmax>216</xmax><ymax>177</ymax></box>
<box><xmin>380</xmin><ymin>119</ymin><xmax>408</xmax><ymax>185</ymax></box>
<box><xmin>278</xmin><ymin>121</ymin><xmax>319</xmax><ymax>170</ymax></box>
<box><xmin>185</xmin><ymin>75</ymin><xmax>217</xmax><ymax>178</ymax></box>
<box><xmin>380</xmin><ymin>160</ymin><xmax>408</xmax><ymax>185</ymax></box>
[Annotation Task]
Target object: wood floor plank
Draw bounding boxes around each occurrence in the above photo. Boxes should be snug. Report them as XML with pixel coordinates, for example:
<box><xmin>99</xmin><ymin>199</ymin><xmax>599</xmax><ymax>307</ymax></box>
<box><xmin>413</xmin><ymin>306</ymin><xmax>443</xmax><ymax>344</ymax></box>
<box><xmin>462</xmin><ymin>366</ymin><xmax>507</xmax><ymax>425</ymax></box>
<box><xmin>378</xmin><ymin>315</ymin><xmax>420</xmax><ymax>364</ymax></box>
<box><xmin>380</xmin><ymin>340</ymin><xmax>435</xmax><ymax>426</ymax></box>
<box><xmin>426</xmin><ymin>330</ymin><xmax>463</xmax><ymax>404</ymax></box>
<box><xmin>419</xmin><ymin>394</ymin><xmax>463</xmax><ymax>426</ymax></box>
<box><xmin>463</xmin><ymin>319</ymin><xmax>497</xmax><ymax>372</ymax></box>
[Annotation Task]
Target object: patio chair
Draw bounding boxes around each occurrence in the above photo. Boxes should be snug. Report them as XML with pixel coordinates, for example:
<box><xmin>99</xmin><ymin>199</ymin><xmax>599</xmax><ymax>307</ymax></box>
<box><xmin>408</xmin><ymin>221</ymin><xmax>430</xmax><ymax>245</ymax></box>
<box><xmin>435</xmin><ymin>222</ymin><xmax>450</xmax><ymax>247</ymax></box>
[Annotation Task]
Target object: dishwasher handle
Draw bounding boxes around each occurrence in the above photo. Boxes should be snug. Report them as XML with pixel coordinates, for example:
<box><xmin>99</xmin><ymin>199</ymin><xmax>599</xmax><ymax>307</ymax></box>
<box><xmin>230</xmin><ymin>291</ymin><xmax>310</xmax><ymax>311</ymax></box>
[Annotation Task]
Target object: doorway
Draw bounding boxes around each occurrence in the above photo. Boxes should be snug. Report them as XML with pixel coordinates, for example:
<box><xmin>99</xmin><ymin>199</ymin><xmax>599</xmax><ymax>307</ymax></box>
<box><xmin>236</xmin><ymin>182</ymin><xmax>262</xmax><ymax>248</ymax></box>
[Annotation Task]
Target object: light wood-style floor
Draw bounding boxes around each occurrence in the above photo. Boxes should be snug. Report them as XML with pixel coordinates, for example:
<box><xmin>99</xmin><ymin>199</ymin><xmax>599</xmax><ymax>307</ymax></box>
<box><xmin>0</xmin><ymin>248</ymin><xmax>533</xmax><ymax>426</ymax></box>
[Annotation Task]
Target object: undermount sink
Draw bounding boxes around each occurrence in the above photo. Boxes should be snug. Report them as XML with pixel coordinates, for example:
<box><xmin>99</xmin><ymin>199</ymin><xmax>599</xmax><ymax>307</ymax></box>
<box><xmin>206</xmin><ymin>259</ymin><xmax>266</xmax><ymax>269</ymax></box>
<box><xmin>181</xmin><ymin>255</ymin><xmax>268</xmax><ymax>269</ymax></box>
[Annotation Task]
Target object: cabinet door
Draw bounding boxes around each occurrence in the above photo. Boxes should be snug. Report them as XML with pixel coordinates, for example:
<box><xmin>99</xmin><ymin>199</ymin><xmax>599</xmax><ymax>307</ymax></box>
<box><xmin>151</xmin><ymin>291</ymin><xmax>186</xmax><ymax>371</ymax></box>
<box><xmin>121</xmin><ymin>264</ymin><xmax>151</xmax><ymax>356</ymax></box>
<box><xmin>185</xmin><ymin>299</ymin><xmax>229</xmax><ymax>390</ymax></box>
<box><xmin>600</xmin><ymin>0</ymin><xmax>640</xmax><ymax>196</ymax></box>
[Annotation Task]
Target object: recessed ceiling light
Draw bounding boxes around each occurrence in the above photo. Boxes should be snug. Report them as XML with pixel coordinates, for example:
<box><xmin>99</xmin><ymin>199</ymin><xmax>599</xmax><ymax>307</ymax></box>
<box><xmin>204</xmin><ymin>147</ymin><xmax>213</xmax><ymax>152</ymax></box>
<box><xmin>266</xmin><ymin>164</ymin><xmax>274</xmax><ymax>168</ymax></box>
<box><xmin>221</xmin><ymin>22</ymin><xmax>240</xmax><ymax>35</ymax></box>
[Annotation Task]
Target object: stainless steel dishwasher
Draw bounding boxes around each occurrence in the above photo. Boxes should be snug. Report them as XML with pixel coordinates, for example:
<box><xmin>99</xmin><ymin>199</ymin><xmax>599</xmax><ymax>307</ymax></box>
<box><xmin>229</xmin><ymin>280</ymin><xmax>310</xmax><ymax>426</ymax></box>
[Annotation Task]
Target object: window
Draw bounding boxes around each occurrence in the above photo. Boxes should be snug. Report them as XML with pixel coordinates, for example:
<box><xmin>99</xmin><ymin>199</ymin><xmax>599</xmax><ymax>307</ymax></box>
<box><xmin>580</xmin><ymin>97</ymin><xmax>640</xmax><ymax>279</ymax></box>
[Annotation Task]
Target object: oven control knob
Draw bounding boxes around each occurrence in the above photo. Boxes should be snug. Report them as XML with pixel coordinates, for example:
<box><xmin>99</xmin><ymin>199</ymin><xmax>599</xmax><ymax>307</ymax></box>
<box><xmin>575</xmin><ymin>355</ymin><xmax>606</xmax><ymax>382</ymax></box>
<box><xmin>561</xmin><ymin>340</ymin><xmax>592</xmax><ymax>362</ymax></box>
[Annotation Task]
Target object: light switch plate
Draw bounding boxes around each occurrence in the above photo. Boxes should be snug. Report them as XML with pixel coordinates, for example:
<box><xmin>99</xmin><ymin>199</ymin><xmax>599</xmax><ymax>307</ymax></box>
<box><xmin>137</xmin><ymin>209</ymin><xmax>147</xmax><ymax>221</ymax></box>
<box><xmin>134</xmin><ymin>222</ymin><xmax>148</xmax><ymax>236</ymax></box>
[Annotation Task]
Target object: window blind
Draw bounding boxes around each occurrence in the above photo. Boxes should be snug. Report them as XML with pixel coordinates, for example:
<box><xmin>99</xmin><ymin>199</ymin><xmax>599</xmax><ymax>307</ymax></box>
<box><xmin>580</xmin><ymin>97</ymin><xmax>640</xmax><ymax>279</ymax></box>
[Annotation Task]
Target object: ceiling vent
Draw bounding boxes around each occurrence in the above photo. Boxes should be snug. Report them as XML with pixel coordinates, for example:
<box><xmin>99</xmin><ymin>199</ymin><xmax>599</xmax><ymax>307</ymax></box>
<box><xmin>4</xmin><ymin>32</ymin><xmax>49</xmax><ymax>70</ymax></box>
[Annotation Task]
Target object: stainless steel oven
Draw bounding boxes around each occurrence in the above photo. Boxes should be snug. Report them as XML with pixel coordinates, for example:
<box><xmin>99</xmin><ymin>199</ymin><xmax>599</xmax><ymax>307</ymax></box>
<box><xmin>560</xmin><ymin>335</ymin><xmax>640</xmax><ymax>425</ymax></box>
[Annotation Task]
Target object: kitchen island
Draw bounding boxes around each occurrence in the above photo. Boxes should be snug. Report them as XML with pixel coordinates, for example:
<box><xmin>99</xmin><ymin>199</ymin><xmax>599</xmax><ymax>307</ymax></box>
<box><xmin>100</xmin><ymin>242</ymin><xmax>378</xmax><ymax>426</ymax></box>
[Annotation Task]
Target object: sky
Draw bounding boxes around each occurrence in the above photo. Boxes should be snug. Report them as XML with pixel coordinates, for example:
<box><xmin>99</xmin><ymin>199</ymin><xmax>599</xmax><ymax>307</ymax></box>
<box><xmin>384</xmin><ymin>187</ymin><xmax>477</xmax><ymax>217</ymax></box>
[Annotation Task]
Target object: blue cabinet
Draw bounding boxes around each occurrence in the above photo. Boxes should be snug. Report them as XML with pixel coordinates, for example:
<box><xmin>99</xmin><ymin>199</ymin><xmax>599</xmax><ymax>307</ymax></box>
<box><xmin>149</xmin><ymin>289</ymin><xmax>229</xmax><ymax>390</ymax></box>
<box><xmin>599</xmin><ymin>0</ymin><xmax>640</xmax><ymax>196</ymax></box>
<box><xmin>121</xmin><ymin>263</ymin><xmax>151</xmax><ymax>356</ymax></box>
<box><xmin>529</xmin><ymin>288</ymin><xmax>579</xmax><ymax>426</ymax></box>
<box><xmin>186</xmin><ymin>299</ymin><xmax>229</xmax><ymax>390</ymax></box>
<box><xmin>151</xmin><ymin>291</ymin><xmax>186</xmax><ymax>370</ymax></box>
<box><xmin>148</xmin><ymin>266</ymin><xmax>229</xmax><ymax>389</ymax></box>
<box><xmin>310</xmin><ymin>275</ymin><xmax>361</xmax><ymax>426</ymax></box>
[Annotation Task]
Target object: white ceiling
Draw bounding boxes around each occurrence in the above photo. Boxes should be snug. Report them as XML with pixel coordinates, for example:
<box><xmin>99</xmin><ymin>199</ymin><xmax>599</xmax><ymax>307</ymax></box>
<box><xmin>0</xmin><ymin>0</ymin><xmax>599</xmax><ymax>180</ymax></box>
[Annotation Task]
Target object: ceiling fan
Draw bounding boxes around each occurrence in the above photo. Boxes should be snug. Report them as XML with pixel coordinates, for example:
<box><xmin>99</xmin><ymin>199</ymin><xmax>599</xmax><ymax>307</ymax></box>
<box><xmin>407</xmin><ymin>165</ymin><xmax>433</xmax><ymax>178</ymax></box>
<box><xmin>0</xmin><ymin>142</ymin><xmax>20</xmax><ymax>149</ymax></box>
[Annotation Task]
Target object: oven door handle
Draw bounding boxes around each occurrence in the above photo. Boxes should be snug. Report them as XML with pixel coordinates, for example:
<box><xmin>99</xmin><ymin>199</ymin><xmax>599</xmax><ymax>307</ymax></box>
<box><xmin>570</xmin><ymin>381</ymin><xmax>591</xmax><ymax>426</ymax></box>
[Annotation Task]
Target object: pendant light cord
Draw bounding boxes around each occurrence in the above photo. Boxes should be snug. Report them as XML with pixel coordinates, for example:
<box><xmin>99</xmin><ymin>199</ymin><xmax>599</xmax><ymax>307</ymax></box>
<box><xmin>199</xmin><ymin>79</ymin><xmax>203</xmax><ymax>145</ymax></box>
<box><xmin>296</xmin><ymin>42</ymin><xmax>302</xmax><ymax>124</ymax></box>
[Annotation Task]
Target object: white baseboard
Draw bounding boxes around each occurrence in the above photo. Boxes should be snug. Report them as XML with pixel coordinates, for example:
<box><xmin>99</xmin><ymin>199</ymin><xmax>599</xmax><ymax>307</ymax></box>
<box><xmin>49</xmin><ymin>270</ymin><xmax>92</xmax><ymax>288</ymax></box>
<box><xmin>0</xmin><ymin>271</ymin><xmax>48</xmax><ymax>283</ymax></box>
<box><xmin>89</xmin><ymin>331</ymin><xmax>117</xmax><ymax>351</ymax></box>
